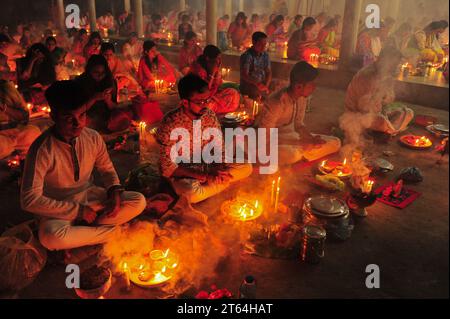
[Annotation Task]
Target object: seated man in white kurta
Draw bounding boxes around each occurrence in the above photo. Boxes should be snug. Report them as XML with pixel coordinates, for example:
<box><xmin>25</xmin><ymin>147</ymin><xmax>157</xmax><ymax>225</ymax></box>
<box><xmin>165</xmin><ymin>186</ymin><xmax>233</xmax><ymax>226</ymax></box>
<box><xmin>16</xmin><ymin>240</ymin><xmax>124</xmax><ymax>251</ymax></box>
<box><xmin>343</xmin><ymin>46</ymin><xmax>414</xmax><ymax>136</ymax></box>
<box><xmin>256</xmin><ymin>61</ymin><xmax>341</xmax><ymax>165</ymax></box>
<box><xmin>21</xmin><ymin>80</ymin><xmax>146</xmax><ymax>251</ymax></box>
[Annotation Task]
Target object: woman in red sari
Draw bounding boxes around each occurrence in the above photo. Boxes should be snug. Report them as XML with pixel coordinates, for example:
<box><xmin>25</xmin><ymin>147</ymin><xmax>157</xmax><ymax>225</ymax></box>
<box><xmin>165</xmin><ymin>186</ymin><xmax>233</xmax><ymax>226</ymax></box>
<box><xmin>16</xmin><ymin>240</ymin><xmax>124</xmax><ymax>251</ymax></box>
<box><xmin>83</xmin><ymin>32</ymin><xmax>102</xmax><ymax>62</ymax></box>
<box><xmin>137</xmin><ymin>40</ymin><xmax>177</xmax><ymax>92</ymax></box>
<box><xmin>287</xmin><ymin>17</ymin><xmax>321</xmax><ymax>61</ymax></box>
<box><xmin>179</xmin><ymin>31</ymin><xmax>203</xmax><ymax>76</ymax></box>
<box><xmin>189</xmin><ymin>45</ymin><xmax>240</xmax><ymax>114</ymax></box>
<box><xmin>227</xmin><ymin>12</ymin><xmax>251</xmax><ymax>50</ymax></box>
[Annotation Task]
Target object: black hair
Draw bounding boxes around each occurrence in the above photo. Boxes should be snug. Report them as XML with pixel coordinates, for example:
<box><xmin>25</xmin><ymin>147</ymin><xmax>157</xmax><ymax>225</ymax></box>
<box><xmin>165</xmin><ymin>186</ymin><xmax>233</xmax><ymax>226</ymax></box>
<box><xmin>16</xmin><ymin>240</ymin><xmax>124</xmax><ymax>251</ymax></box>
<box><xmin>0</xmin><ymin>33</ymin><xmax>10</xmax><ymax>43</ymax></box>
<box><xmin>100</xmin><ymin>42</ymin><xmax>115</xmax><ymax>54</ymax></box>
<box><xmin>426</xmin><ymin>21</ymin><xmax>448</xmax><ymax>31</ymax></box>
<box><xmin>83</xmin><ymin>54</ymin><xmax>114</xmax><ymax>85</ymax></box>
<box><xmin>22</xmin><ymin>43</ymin><xmax>56</xmax><ymax>84</ymax></box>
<box><xmin>252</xmin><ymin>31</ymin><xmax>268</xmax><ymax>43</ymax></box>
<box><xmin>143</xmin><ymin>40</ymin><xmax>158</xmax><ymax>71</ymax></box>
<box><xmin>302</xmin><ymin>17</ymin><xmax>317</xmax><ymax>30</ymax></box>
<box><xmin>290</xmin><ymin>61</ymin><xmax>319</xmax><ymax>85</ymax></box>
<box><xmin>45</xmin><ymin>36</ymin><xmax>56</xmax><ymax>44</ymax></box>
<box><xmin>184</xmin><ymin>31</ymin><xmax>197</xmax><ymax>41</ymax></box>
<box><xmin>45</xmin><ymin>80</ymin><xmax>89</xmax><ymax>113</ymax></box>
<box><xmin>152</xmin><ymin>14</ymin><xmax>162</xmax><ymax>21</ymax></box>
<box><xmin>178</xmin><ymin>74</ymin><xmax>209</xmax><ymax>100</ymax></box>
<box><xmin>235</xmin><ymin>12</ymin><xmax>248</xmax><ymax>28</ymax></box>
<box><xmin>197</xmin><ymin>45</ymin><xmax>221</xmax><ymax>72</ymax></box>
<box><xmin>299</xmin><ymin>17</ymin><xmax>318</xmax><ymax>41</ymax></box>
<box><xmin>182</xmin><ymin>14</ymin><xmax>190</xmax><ymax>23</ymax></box>
<box><xmin>203</xmin><ymin>45</ymin><xmax>221</xmax><ymax>59</ymax></box>
<box><xmin>86</xmin><ymin>31</ymin><xmax>102</xmax><ymax>46</ymax></box>
<box><xmin>294</xmin><ymin>14</ymin><xmax>303</xmax><ymax>21</ymax></box>
<box><xmin>273</xmin><ymin>15</ymin><xmax>284</xmax><ymax>25</ymax></box>
<box><xmin>438</xmin><ymin>20</ymin><xmax>449</xmax><ymax>29</ymax></box>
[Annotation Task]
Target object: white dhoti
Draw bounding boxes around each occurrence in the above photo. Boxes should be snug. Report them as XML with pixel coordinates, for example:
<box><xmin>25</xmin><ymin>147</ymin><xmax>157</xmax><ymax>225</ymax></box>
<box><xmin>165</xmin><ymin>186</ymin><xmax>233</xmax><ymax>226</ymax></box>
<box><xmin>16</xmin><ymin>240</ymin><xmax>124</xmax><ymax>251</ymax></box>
<box><xmin>38</xmin><ymin>186</ymin><xmax>146</xmax><ymax>251</ymax></box>
<box><xmin>278</xmin><ymin>134</ymin><xmax>342</xmax><ymax>165</ymax></box>
<box><xmin>171</xmin><ymin>163</ymin><xmax>253</xmax><ymax>204</ymax></box>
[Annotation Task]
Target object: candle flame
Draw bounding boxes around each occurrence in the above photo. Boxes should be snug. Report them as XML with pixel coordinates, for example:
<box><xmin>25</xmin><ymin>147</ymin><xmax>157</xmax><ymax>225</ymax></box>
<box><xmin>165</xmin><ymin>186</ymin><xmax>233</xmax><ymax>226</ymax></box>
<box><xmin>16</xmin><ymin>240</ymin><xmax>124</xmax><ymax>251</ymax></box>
<box><xmin>163</xmin><ymin>249</ymin><xmax>170</xmax><ymax>258</ymax></box>
<box><xmin>343</xmin><ymin>158</ymin><xmax>347</xmax><ymax>166</ymax></box>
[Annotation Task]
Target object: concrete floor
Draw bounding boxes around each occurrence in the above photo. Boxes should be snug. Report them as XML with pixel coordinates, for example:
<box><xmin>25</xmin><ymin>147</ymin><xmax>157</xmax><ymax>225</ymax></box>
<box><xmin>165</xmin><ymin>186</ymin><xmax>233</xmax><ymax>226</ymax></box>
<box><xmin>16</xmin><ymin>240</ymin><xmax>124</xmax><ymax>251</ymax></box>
<box><xmin>1</xmin><ymin>87</ymin><xmax>448</xmax><ymax>299</ymax></box>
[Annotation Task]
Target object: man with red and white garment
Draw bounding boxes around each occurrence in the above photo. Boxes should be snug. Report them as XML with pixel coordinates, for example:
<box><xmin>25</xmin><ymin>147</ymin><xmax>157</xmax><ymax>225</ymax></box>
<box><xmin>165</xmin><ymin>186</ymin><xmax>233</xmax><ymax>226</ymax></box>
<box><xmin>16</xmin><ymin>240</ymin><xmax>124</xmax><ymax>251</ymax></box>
<box><xmin>21</xmin><ymin>80</ymin><xmax>146</xmax><ymax>251</ymax></box>
<box><xmin>157</xmin><ymin>74</ymin><xmax>252</xmax><ymax>204</ymax></box>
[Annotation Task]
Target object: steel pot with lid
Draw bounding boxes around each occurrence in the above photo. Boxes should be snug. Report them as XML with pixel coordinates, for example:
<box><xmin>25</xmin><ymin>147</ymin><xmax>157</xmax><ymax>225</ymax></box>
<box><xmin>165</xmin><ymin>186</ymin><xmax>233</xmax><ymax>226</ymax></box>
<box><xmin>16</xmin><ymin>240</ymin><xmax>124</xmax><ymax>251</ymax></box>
<box><xmin>302</xmin><ymin>196</ymin><xmax>354</xmax><ymax>241</ymax></box>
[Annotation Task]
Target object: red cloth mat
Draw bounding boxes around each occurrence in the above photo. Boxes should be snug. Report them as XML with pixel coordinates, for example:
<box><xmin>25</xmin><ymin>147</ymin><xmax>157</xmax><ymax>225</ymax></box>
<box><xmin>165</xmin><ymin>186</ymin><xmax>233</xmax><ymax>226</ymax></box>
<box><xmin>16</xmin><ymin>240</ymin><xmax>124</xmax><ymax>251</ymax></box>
<box><xmin>374</xmin><ymin>182</ymin><xmax>422</xmax><ymax>209</ymax></box>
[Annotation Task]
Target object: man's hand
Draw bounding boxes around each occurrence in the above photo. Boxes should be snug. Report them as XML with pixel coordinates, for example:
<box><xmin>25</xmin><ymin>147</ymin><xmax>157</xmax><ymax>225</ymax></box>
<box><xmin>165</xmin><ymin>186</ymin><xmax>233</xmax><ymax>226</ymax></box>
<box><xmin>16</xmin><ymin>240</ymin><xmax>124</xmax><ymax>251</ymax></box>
<box><xmin>101</xmin><ymin>189</ymin><xmax>123</xmax><ymax>221</ymax></box>
<box><xmin>81</xmin><ymin>206</ymin><xmax>99</xmax><ymax>224</ymax></box>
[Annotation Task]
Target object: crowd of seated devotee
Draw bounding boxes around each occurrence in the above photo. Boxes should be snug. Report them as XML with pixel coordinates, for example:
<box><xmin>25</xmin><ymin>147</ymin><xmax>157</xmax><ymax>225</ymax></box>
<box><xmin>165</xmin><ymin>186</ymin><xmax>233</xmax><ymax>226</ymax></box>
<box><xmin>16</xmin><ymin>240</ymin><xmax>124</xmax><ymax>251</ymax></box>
<box><xmin>0</xmin><ymin>5</ymin><xmax>447</xmax><ymax>256</ymax></box>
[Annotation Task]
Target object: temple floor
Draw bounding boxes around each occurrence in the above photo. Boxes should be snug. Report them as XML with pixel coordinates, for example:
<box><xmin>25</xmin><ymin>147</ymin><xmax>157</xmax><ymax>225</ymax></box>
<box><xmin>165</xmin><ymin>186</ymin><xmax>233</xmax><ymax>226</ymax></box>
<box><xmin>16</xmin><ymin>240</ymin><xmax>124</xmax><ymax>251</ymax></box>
<box><xmin>1</xmin><ymin>87</ymin><xmax>448</xmax><ymax>299</ymax></box>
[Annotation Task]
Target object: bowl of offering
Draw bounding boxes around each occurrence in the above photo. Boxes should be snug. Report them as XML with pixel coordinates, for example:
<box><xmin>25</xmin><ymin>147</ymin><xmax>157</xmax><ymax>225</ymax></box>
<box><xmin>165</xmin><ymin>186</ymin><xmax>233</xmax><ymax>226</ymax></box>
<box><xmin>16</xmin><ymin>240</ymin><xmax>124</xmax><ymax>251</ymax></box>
<box><xmin>399</xmin><ymin>135</ymin><xmax>433</xmax><ymax>149</ymax></box>
<box><xmin>318</xmin><ymin>159</ymin><xmax>352</xmax><ymax>178</ymax></box>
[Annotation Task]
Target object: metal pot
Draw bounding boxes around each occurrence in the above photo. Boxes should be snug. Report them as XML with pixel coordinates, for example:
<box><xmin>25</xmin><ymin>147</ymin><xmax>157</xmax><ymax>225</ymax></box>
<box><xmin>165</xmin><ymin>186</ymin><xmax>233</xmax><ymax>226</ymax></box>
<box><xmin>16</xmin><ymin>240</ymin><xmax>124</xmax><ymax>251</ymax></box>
<box><xmin>302</xmin><ymin>196</ymin><xmax>353</xmax><ymax>241</ymax></box>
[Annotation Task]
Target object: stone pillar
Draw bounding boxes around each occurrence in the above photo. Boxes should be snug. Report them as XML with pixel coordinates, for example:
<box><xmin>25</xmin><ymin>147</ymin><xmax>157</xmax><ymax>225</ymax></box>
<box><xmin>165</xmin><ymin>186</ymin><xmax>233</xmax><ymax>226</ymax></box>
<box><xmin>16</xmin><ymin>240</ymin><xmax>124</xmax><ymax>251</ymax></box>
<box><xmin>134</xmin><ymin>0</ymin><xmax>144</xmax><ymax>38</ymax></box>
<box><xmin>88</xmin><ymin>0</ymin><xmax>97</xmax><ymax>31</ymax></box>
<box><xmin>339</xmin><ymin>0</ymin><xmax>363</xmax><ymax>68</ymax></box>
<box><xmin>387</xmin><ymin>0</ymin><xmax>401</xmax><ymax>21</ymax></box>
<box><xmin>124</xmin><ymin>0</ymin><xmax>131</xmax><ymax>12</ymax></box>
<box><xmin>206</xmin><ymin>0</ymin><xmax>218</xmax><ymax>45</ymax></box>
<box><xmin>180</xmin><ymin>0</ymin><xmax>186</xmax><ymax>11</ymax></box>
<box><xmin>238</xmin><ymin>0</ymin><xmax>244</xmax><ymax>12</ymax></box>
<box><xmin>56</xmin><ymin>0</ymin><xmax>65</xmax><ymax>30</ymax></box>
<box><xmin>299</xmin><ymin>0</ymin><xmax>308</xmax><ymax>15</ymax></box>
<box><xmin>288</xmin><ymin>0</ymin><xmax>299</xmax><ymax>16</ymax></box>
<box><xmin>225</xmin><ymin>0</ymin><xmax>233</xmax><ymax>17</ymax></box>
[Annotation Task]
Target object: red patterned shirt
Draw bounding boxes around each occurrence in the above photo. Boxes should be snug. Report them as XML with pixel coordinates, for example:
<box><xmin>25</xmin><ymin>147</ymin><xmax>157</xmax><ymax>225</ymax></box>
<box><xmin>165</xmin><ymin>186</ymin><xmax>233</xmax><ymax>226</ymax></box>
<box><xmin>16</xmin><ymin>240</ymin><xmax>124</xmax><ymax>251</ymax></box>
<box><xmin>156</xmin><ymin>106</ymin><xmax>223</xmax><ymax>177</ymax></box>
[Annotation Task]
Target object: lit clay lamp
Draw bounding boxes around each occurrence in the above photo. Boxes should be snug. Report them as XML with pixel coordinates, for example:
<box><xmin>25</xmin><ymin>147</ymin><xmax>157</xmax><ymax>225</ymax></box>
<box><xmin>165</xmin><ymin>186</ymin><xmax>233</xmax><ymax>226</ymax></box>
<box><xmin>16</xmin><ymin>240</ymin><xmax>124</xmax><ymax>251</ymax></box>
<box><xmin>319</xmin><ymin>158</ymin><xmax>352</xmax><ymax>178</ymax></box>
<box><xmin>400</xmin><ymin>135</ymin><xmax>433</xmax><ymax>150</ymax></box>
<box><xmin>346</xmin><ymin>178</ymin><xmax>377</xmax><ymax>217</ymax></box>
<box><xmin>221</xmin><ymin>199</ymin><xmax>263</xmax><ymax>222</ymax></box>
<box><xmin>130</xmin><ymin>249</ymin><xmax>179</xmax><ymax>288</ymax></box>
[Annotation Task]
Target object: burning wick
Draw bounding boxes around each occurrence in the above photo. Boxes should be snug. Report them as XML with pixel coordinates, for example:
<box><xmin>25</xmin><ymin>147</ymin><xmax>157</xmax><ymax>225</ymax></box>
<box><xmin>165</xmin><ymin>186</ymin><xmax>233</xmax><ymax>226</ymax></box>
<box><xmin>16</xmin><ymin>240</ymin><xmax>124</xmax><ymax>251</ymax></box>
<box><xmin>270</xmin><ymin>180</ymin><xmax>275</xmax><ymax>207</ymax></box>
<box><xmin>122</xmin><ymin>262</ymin><xmax>131</xmax><ymax>291</ymax></box>
<box><xmin>7</xmin><ymin>156</ymin><xmax>20</xmax><ymax>169</ymax></box>
<box><xmin>252</xmin><ymin>101</ymin><xmax>260</xmax><ymax>119</ymax></box>
<box><xmin>139</xmin><ymin>122</ymin><xmax>148</xmax><ymax>146</ymax></box>
<box><xmin>363</xmin><ymin>179</ymin><xmax>375</xmax><ymax>194</ymax></box>
<box><xmin>274</xmin><ymin>177</ymin><xmax>281</xmax><ymax>213</ymax></box>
